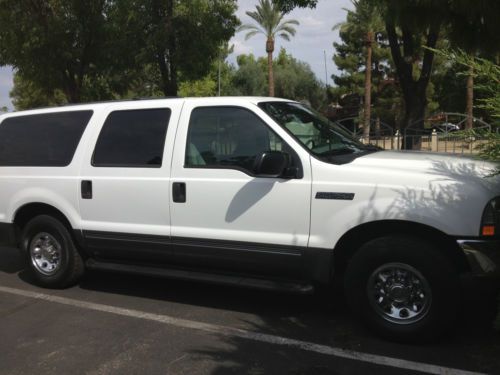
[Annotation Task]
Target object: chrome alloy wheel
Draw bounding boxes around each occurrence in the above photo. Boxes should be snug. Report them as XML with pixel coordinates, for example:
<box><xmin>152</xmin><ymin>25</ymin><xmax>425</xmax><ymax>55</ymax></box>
<box><xmin>29</xmin><ymin>232</ymin><xmax>62</xmax><ymax>276</ymax></box>
<box><xmin>367</xmin><ymin>263</ymin><xmax>432</xmax><ymax>324</ymax></box>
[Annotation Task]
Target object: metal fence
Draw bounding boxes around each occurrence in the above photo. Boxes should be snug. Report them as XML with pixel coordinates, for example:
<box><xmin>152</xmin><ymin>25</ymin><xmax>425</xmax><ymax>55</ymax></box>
<box><xmin>336</xmin><ymin>113</ymin><xmax>497</xmax><ymax>155</ymax></box>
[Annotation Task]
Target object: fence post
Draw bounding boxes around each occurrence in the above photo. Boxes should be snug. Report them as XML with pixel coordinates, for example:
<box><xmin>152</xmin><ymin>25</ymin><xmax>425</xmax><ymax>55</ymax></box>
<box><xmin>468</xmin><ymin>134</ymin><xmax>475</xmax><ymax>153</ymax></box>
<box><xmin>431</xmin><ymin>129</ymin><xmax>438</xmax><ymax>152</ymax></box>
<box><xmin>393</xmin><ymin>130</ymin><xmax>400</xmax><ymax>150</ymax></box>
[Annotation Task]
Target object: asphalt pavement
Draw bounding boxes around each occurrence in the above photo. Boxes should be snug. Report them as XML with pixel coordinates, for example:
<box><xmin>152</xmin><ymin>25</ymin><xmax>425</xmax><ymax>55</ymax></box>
<box><xmin>0</xmin><ymin>246</ymin><xmax>499</xmax><ymax>375</ymax></box>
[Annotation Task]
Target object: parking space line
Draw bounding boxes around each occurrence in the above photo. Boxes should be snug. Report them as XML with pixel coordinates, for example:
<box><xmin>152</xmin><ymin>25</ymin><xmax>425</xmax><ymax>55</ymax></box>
<box><xmin>0</xmin><ymin>285</ymin><xmax>484</xmax><ymax>375</ymax></box>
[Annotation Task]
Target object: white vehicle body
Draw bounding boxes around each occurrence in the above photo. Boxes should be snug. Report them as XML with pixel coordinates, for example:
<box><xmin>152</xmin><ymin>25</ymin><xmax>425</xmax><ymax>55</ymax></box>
<box><xmin>0</xmin><ymin>97</ymin><xmax>498</xmax><ymax>340</ymax></box>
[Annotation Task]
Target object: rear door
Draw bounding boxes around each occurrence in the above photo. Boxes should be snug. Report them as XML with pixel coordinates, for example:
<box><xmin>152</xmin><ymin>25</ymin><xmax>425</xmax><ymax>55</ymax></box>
<box><xmin>169</xmin><ymin>101</ymin><xmax>312</xmax><ymax>278</ymax></box>
<box><xmin>79</xmin><ymin>101</ymin><xmax>182</xmax><ymax>263</ymax></box>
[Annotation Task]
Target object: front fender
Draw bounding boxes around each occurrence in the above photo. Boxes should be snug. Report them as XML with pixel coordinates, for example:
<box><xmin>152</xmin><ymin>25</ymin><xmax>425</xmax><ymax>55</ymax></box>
<box><xmin>309</xmin><ymin>184</ymin><xmax>484</xmax><ymax>250</ymax></box>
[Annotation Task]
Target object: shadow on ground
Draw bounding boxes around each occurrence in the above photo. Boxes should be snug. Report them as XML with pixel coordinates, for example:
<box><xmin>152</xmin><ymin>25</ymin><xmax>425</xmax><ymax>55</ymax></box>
<box><xmin>0</xmin><ymin>247</ymin><xmax>25</xmax><ymax>274</ymax></box>
<box><xmin>3</xmin><ymin>246</ymin><xmax>500</xmax><ymax>374</ymax></box>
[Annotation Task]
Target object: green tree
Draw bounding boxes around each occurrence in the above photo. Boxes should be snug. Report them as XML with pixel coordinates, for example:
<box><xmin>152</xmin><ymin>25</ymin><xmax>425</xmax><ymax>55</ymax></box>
<box><xmin>330</xmin><ymin>0</ymin><xmax>410</xmax><ymax>131</ymax></box>
<box><xmin>10</xmin><ymin>72</ymin><xmax>67</xmax><ymax>110</ymax></box>
<box><xmin>446</xmin><ymin>2</ymin><xmax>500</xmax><ymax>130</ymax></box>
<box><xmin>118</xmin><ymin>0</ymin><xmax>239</xmax><ymax>97</ymax></box>
<box><xmin>229</xmin><ymin>54</ymin><xmax>268</xmax><ymax>96</ymax></box>
<box><xmin>276</xmin><ymin>0</ymin><xmax>500</xmax><ymax>148</ymax></box>
<box><xmin>276</xmin><ymin>0</ymin><xmax>444</xmax><ymax>142</ymax></box>
<box><xmin>275</xmin><ymin>0</ymin><xmax>318</xmax><ymax>13</ymax></box>
<box><xmin>179</xmin><ymin>76</ymin><xmax>217</xmax><ymax>97</ymax></box>
<box><xmin>228</xmin><ymin>50</ymin><xmax>326</xmax><ymax>108</ymax></box>
<box><xmin>238</xmin><ymin>0</ymin><xmax>299</xmax><ymax>97</ymax></box>
<box><xmin>1</xmin><ymin>0</ymin><xmax>239</xmax><ymax>105</ymax></box>
<box><xmin>0</xmin><ymin>106</ymin><xmax>7</xmax><ymax>113</ymax></box>
<box><xmin>431</xmin><ymin>58</ymin><xmax>493</xmax><ymax>124</ymax></box>
<box><xmin>273</xmin><ymin>49</ymin><xmax>326</xmax><ymax>108</ymax></box>
<box><xmin>332</xmin><ymin>0</ymin><xmax>387</xmax><ymax>136</ymax></box>
<box><xmin>434</xmin><ymin>49</ymin><xmax>499</xmax><ymax>161</ymax></box>
<box><xmin>0</xmin><ymin>0</ymin><xmax>128</xmax><ymax>103</ymax></box>
<box><xmin>379</xmin><ymin>0</ymin><xmax>445</xmax><ymax>147</ymax></box>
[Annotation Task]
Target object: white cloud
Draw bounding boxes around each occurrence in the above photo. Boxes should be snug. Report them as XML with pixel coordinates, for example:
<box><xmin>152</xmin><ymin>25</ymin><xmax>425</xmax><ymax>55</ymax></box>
<box><xmin>236</xmin><ymin>0</ymin><xmax>259</xmax><ymax>15</ymax></box>
<box><xmin>297</xmin><ymin>15</ymin><xmax>324</xmax><ymax>28</ymax></box>
<box><xmin>232</xmin><ymin>39</ymin><xmax>255</xmax><ymax>56</ymax></box>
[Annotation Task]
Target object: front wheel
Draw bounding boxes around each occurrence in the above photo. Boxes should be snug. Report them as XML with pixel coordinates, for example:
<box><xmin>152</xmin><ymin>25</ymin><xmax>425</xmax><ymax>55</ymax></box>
<box><xmin>344</xmin><ymin>235</ymin><xmax>461</xmax><ymax>342</ymax></box>
<box><xmin>21</xmin><ymin>215</ymin><xmax>85</xmax><ymax>288</ymax></box>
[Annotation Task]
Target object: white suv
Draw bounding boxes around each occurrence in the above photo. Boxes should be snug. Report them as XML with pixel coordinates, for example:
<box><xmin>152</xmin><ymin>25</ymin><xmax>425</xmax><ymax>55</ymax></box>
<box><xmin>0</xmin><ymin>97</ymin><xmax>498</xmax><ymax>341</ymax></box>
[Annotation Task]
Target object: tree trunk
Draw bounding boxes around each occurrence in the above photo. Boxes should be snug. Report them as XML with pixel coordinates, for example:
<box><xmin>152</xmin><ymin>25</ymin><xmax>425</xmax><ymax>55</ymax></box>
<box><xmin>157</xmin><ymin>53</ymin><xmax>171</xmax><ymax>96</ymax></box>
<box><xmin>363</xmin><ymin>31</ymin><xmax>373</xmax><ymax>139</ymax></box>
<box><xmin>155</xmin><ymin>0</ymin><xmax>177</xmax><ymax>97</ymax></box>
<box><xmin>375</xmin><ymin>117</ymin><xmax>381</xmax><ymax>138</ymax></box>
<box><xmin>386</xmin><ymin>21</ymin><xmax>441</xmax><ymax>150</ymax></box>
<box><xmin>466</xmin><ymin>65</ymin><xmax>474</xmax><ymax>129</ymax></box>
<box><xmin>266</xmin><ymin>38</ymin><xmax>274</xmax><ymax>97</ymax></box>
<box><xmin>64</xmin><ymin>86</ymin><xmax>80</xmax><ymax>103</ymax></box>
<box><xmin>62</xmin><ymin>71</ymin><xmax>81</xmax><ymax>103</ymax></box>
<box><xmin>402</xmin><ymin>92</ymin><xmax>427</xmax><ymax>149</ymax></box>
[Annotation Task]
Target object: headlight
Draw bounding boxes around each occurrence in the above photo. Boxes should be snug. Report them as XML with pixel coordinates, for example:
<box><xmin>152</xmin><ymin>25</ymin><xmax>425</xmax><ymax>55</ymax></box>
<box><xmin>481</xmin><ymin>197</ymin><xmax>500</xmax><ymax>237</ymax></box>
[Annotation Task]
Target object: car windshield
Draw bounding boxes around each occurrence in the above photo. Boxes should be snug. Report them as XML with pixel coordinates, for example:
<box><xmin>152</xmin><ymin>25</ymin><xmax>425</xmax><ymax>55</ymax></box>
<box><xmin>258</xmin><ymin>101</ymin><xmax>378</xmax><ymax>161</ymax></box>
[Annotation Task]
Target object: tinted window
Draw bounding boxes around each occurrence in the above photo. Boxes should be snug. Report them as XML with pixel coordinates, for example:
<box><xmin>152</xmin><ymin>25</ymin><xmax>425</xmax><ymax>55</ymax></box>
<box><xmin>93</xmin><ymin>109</ymin><xmax>171</xmax><ymax>167</ymax></box>
<box><xmin>186</xmin><ymin>107</ymin><xmax>291</xmax><ymax>174</ymax></box>
<box><xmin>0</xmin><ymin>111</ymin><xmax>93</xmax><ymax>167</ymax></box>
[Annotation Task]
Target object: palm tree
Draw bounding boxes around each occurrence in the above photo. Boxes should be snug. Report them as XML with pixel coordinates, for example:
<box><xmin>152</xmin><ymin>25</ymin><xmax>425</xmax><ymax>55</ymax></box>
<box><xmin>333</xmin><ymin>0</ymin><xmax>380</xmax><ymax>139</ymax></box>
<box><xmin>238</xmin><ymin>0</ymin><xmax>299</xmax><ymax>97</ymax></box>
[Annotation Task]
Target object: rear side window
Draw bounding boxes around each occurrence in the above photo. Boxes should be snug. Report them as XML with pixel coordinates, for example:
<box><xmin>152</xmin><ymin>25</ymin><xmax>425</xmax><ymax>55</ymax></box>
<box><xmin>92</xmin><ymin>108</ymin><xmax>171</xmax><ymax>168</ymax></box>
<box><xmin>0</xmin><ymin>111</ymin><xmax>93</xmax><ymax>167</ymax></box>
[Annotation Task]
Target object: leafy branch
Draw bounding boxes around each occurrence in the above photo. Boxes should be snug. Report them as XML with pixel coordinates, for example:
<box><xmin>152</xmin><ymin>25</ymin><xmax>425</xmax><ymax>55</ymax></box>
<box><xmin>430</xmin><ymin>48</ymin><xmax>500</xmax><ymax>164</ymax></box>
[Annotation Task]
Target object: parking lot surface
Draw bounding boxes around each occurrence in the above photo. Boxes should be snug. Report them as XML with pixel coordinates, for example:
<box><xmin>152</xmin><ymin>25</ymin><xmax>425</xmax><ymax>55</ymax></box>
<box><xmin>1</xmin><ymin>246</ymin><xmax>499</xmax><ymax>375</ymax></box>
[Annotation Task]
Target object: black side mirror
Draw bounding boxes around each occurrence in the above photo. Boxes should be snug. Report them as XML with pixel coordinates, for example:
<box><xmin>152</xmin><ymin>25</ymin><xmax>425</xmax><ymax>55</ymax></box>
<box><xmin>254</xmin><ymin>151</ymin><xmax>290</xmax><ymax>178</ymax></box>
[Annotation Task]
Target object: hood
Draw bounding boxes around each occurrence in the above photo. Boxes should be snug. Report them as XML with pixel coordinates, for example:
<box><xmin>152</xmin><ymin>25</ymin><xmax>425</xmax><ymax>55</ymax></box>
<box><xmin>355</xmin><ymin>150</ymin><xmax>497</xmax><ymax>177</ymax></box>
<box><xmin>311</xmin><ymin>150</ymin><xmax>499</xmax><ymax>237</ymax></box>
<box><xmin>350</xmin><ymin>150</ymin><xmax>500</xmax><ymax>195</ymax></box>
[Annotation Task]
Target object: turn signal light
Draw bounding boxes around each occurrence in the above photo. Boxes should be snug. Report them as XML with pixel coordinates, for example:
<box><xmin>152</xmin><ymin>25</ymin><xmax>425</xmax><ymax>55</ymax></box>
<box><xmin>481</xmin><ymin>225</ymin><xmax>495</xmax><ymax>236</ymax></box>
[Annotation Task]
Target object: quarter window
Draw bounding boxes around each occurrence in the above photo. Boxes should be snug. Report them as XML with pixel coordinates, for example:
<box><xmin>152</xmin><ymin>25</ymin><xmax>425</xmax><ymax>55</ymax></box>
<box><xmin>93</xmin><ymin>108</ymin><xmax>170</xmax><ymax>167</ymax></box>
<box><xmin>0</xmin><ymin>111</ymin><xmax>93</xmax><ymax>167</ymax></box>
<box><xmin>185</xmin><ymin>107</ymin><xmax>293</xmax><ymax>174</ymax></box>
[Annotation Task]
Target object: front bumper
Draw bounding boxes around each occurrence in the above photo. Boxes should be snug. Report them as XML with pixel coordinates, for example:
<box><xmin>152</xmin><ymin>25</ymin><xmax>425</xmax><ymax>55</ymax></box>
<box><xmin>457</xmin><ymin>239</ymin><xmax>500</xmax><ymax>277</ymax></box>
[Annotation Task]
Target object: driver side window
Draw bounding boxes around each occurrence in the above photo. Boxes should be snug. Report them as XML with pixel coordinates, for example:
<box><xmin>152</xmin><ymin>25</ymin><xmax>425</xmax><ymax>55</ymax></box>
<box><xmin>185</xmin><ymin>106</ymin><xmax>286</xmax><ymax>174</ymax></box>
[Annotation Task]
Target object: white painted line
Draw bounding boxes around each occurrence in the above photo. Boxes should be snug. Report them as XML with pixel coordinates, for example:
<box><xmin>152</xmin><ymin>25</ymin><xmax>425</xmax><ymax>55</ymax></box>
<box><xmin>0</xmin><ymin>285</ymin><xmax>484</xmax><ymax>375</ymax></box>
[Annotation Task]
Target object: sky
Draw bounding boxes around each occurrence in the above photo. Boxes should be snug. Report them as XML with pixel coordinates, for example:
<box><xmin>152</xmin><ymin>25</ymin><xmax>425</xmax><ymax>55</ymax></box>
<box><xmin>231</xmin><ymin>0</ymin><xmax>351</xmax><ymax>82</ymax></box>
<box><xmin>0</xmin><ymin>0</ymin><xmax>352</xmax><ymax>111</ymax></box>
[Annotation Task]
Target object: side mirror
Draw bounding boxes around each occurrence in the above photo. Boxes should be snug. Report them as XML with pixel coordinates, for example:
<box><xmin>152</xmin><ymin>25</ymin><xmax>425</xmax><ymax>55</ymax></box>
<box><xmin>254</xmin><ymin>151</ymin><xmax>290</xmax><ymax>178</ymax></box>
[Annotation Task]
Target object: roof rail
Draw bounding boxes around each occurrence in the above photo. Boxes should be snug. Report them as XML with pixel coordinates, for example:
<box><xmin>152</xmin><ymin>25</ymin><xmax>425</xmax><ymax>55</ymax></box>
<box><xmin>61</xmin><ymin>96</ymin><xmax>182</xmax><ymax>107</ymax></box>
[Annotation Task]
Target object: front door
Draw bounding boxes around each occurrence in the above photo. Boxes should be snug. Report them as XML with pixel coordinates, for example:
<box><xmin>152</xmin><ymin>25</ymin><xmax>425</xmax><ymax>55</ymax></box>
<box><xmin>170</xmin><ymin>103</ymin><xmax>312</xmax><ymax>278</ymax></box>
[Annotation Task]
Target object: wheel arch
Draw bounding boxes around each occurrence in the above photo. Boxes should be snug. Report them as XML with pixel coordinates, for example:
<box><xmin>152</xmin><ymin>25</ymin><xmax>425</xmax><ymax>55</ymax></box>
<box><xmin>14</xmin><ymin>202</ymin><xmax>74</xmax><ymax>231</ymax></box>
<box><xmin>332</xmin><ymin>220</ymin><xmax>470</xmax><ymax>278</ymax></box>
<box><xmin>12</xmin><ymin>202</ymin><xmax>86</xmax><ymax>250</ymax></box>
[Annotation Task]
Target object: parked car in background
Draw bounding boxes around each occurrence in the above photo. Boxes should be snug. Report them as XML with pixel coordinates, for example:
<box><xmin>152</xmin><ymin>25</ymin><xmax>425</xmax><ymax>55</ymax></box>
<box><xmin>431</xmin><ymin>122</ymin><xmax>461</xmax><ymax>133</ymax></box>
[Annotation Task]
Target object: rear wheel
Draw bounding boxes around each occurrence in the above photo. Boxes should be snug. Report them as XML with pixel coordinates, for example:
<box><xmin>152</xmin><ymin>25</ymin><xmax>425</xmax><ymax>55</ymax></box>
<box><xmin>344</xmin><ymin>235</ymin><xmax>461</xmax><ymax>342</ymax></box>
<box><xmin>21</xmin><ymin>215</ymin><xmax>84</xmax><ymax>288</ymax></box>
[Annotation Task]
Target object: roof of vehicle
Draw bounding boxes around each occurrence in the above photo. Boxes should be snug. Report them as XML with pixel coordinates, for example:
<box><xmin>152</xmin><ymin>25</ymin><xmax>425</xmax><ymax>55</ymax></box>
<box><xmin>0</xmin><ymin>97</ymin><xmax>293</xmax><ymax>118</ymax></box>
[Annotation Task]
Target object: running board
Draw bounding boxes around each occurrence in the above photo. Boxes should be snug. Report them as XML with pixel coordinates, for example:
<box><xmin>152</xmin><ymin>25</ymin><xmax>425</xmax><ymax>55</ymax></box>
<box><xmin>86</xmin><ymin>260</ymin><xmax>315</xmax><ymax>295</ymax></box>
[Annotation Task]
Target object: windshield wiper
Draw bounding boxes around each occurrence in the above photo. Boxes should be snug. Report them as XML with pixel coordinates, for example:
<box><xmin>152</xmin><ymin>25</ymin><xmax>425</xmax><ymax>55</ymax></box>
<box><xmin>320</xmin><ymin>148</ymin><xmax>356</xmax><ymax>156</ymax></box>
<box><xmin>362</xmin><ymin>144</ymin><xmax>382</xmax><ymax>152</ymax></box>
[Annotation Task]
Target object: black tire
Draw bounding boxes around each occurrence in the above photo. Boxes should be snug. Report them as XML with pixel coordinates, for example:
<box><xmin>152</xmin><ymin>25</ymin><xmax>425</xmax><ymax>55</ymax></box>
<box><xmin>21</xmin><ymin>215</ymin><xmax>84</xmax><ymax>288</ymax></box>
<box><xmin>344</xmin><ymin>235</ymin><xmax>461</xmax><ymax>343</ymax></box>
